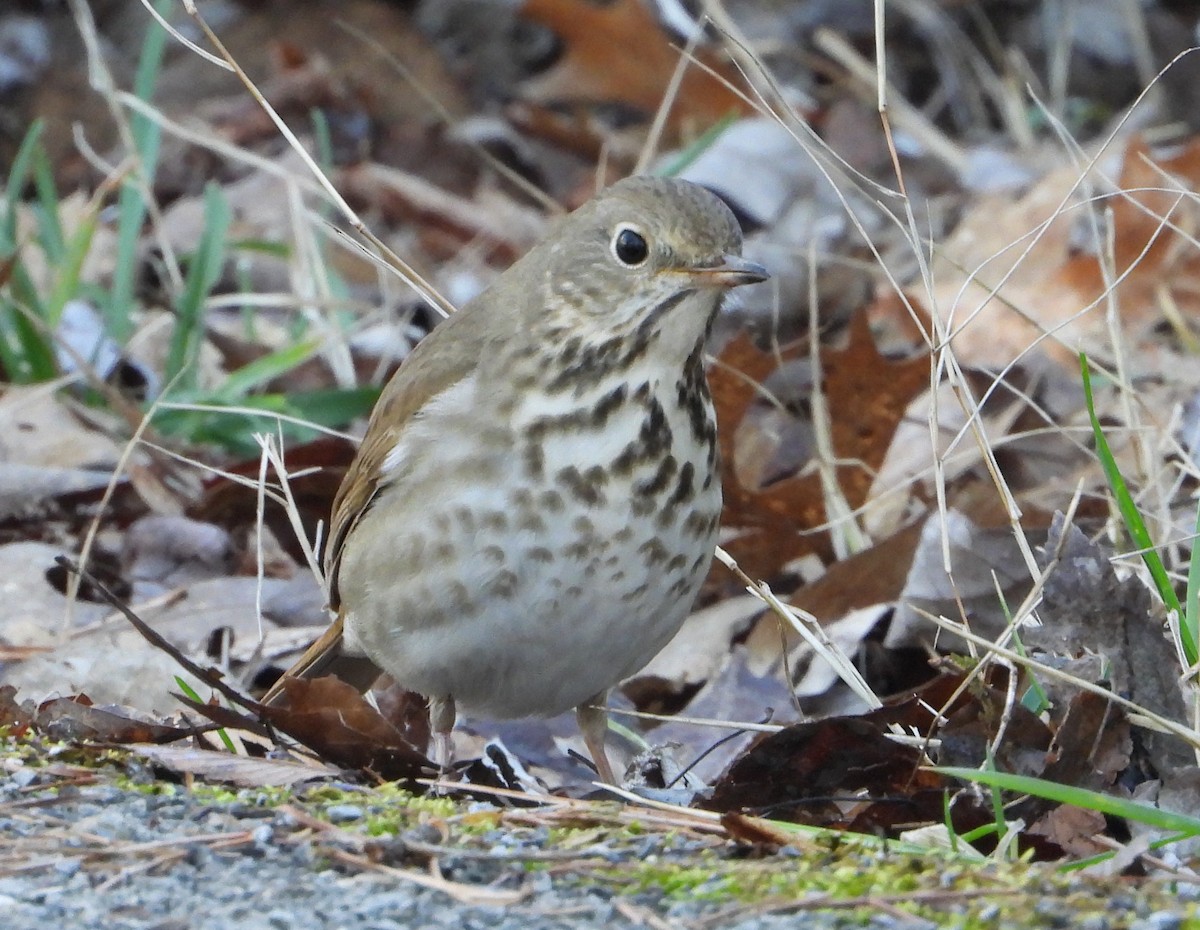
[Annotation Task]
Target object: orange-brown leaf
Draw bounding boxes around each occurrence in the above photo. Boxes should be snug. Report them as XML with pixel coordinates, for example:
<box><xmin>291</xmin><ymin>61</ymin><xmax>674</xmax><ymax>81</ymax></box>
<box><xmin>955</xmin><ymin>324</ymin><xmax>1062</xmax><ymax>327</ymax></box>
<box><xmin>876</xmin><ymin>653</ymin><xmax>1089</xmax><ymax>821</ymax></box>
<box><xmin>710</xmin><ymin>313</ymin><xmax>929</xmax><ymax>579</ymax></box>
<box><xmin>518</xmin><ymin>0</ymin><xmax>749</xmax><ymax>132</ymax></box>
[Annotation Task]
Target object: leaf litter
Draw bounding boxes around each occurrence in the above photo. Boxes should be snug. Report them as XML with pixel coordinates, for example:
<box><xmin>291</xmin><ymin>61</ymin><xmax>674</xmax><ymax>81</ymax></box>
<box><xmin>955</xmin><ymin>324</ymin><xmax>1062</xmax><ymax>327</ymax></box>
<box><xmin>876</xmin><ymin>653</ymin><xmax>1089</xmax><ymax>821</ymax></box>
<box><xmin>2</xmin><ymin>0</ymin><xmax>1200</xmax><ymax>922</ymax></box>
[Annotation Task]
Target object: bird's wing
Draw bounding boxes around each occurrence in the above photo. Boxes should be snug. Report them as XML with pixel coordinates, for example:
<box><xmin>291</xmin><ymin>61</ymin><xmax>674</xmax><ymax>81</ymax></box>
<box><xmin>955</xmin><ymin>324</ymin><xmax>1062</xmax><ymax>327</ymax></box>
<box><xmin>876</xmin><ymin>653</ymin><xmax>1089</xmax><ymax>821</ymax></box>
<box><xmin>324</xmin><ymin>312</ymin><xmax>485</xmax><ymax>611</ymax></box>
<box><xmin>263</xmin><ymin>309</ymin><xmax>486</xmax><ymax>705</ymax></box>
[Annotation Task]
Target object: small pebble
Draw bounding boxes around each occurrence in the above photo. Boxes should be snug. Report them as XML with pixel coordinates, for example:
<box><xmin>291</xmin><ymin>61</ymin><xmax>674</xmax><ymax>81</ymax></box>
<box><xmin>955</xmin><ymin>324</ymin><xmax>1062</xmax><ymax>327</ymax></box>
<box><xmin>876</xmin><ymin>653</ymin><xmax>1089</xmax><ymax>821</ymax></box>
<box><xmin>1134</xmin><ymin>913</ymin><xmax>1184</xmax><ymax>930</ymax></box>
<box><xmin>326</xmin><ymin>804</ymin><xmax>364</xmax><ymax>823</ymax></box>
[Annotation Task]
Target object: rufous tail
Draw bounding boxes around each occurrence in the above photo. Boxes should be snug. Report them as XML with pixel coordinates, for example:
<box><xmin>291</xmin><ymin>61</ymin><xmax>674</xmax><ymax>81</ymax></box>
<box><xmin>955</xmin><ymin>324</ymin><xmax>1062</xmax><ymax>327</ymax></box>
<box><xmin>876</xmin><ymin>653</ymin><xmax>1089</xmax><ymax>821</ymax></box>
<box><xmin>261</xmin><ymin>614</ymin><xmax>382</xmax><ymax>705</ymax></box>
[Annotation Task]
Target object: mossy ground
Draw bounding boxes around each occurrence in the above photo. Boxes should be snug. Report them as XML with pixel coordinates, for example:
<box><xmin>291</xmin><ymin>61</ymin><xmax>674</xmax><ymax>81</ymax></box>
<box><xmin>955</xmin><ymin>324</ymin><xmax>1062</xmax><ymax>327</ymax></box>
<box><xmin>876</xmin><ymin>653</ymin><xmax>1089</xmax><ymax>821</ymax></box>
<box><xmin>3</xmin><ymin>730</ymin><xmax>1199</xmax><ymax>928</ymax></box>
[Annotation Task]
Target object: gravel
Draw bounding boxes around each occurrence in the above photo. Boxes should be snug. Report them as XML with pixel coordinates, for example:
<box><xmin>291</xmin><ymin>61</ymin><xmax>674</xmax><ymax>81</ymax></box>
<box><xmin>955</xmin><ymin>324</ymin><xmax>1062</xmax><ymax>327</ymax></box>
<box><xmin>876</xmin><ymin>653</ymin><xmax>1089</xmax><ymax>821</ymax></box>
<box><xmin>0</xmin><ymin>774</ymin><xmax>1194</xmax><ymax>930</ymax></box>
<box><xmin>0</xmin><ymin>781</ymin><xmax>905</xmax><ymax>930</ymax></box>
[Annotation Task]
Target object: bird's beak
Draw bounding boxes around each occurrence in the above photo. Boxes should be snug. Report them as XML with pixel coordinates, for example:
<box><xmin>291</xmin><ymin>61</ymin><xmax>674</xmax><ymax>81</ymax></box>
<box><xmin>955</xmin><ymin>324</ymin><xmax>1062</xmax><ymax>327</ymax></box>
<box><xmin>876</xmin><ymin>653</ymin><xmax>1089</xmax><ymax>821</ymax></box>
<box><xmin>681</xmin><ymin>254</ymin><xmax>770</xmax><ymax>289</ymax></box>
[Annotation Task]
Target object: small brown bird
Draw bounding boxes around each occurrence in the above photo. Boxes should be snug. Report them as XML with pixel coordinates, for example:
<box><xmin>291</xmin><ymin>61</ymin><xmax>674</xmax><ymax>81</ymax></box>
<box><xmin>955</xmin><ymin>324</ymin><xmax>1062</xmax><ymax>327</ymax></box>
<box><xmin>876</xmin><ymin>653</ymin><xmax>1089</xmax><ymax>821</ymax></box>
<box><xmin>268</xmin><ymin>176</ymin><xmax>768</xmax><ymax>782</ymax></box>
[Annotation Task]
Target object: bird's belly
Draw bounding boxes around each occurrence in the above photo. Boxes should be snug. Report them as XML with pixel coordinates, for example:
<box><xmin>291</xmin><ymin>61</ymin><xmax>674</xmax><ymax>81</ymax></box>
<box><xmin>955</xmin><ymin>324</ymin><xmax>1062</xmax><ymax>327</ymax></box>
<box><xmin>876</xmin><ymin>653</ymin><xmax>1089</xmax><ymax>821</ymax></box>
<box><xmin>339</xmin><ymin>392</ymin><xmax>720</xmax><ymax>718</ymax></box>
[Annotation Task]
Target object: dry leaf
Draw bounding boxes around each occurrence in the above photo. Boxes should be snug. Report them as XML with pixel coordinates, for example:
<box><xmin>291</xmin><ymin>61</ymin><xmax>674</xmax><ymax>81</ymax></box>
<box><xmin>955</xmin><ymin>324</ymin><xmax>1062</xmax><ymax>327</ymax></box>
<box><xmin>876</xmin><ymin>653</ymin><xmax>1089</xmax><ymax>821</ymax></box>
<box><xmin>895</xmin><ymin>135</ymin><xmax>1200</xmax><ymax>370</ymax></box>
<box><xmin>710</xmin><ymin>314</ymin><xmax>929</xmax><ymax>579</ymax></box>
<box><xmin>129</xmin><ymin>743</ymin><xmax>338</xmax><ymax>788</ymax></box>
<box><xmin>517</xmin><ymin>0</ymin><xmax>749</xmax><ymax>135</ymax></box>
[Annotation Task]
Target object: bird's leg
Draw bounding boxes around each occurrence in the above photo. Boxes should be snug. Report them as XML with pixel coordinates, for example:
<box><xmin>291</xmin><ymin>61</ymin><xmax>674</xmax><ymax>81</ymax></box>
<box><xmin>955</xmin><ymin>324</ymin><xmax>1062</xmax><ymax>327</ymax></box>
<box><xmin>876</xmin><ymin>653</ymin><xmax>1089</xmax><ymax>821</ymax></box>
<box><xmin>429</xmin><ymin>695</ymin><xmax>457</xmax><ymax>779</ymax></box>
<box><xmin>576</xmin><ymin>693</ymin><xmax>617</xmax><ymax>784</ymax></box>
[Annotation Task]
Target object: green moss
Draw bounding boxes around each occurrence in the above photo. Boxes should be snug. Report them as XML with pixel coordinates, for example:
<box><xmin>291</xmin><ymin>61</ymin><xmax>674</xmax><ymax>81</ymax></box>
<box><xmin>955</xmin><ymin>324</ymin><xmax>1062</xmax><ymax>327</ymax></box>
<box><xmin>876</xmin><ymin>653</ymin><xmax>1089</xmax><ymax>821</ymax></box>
<box><xmin>111</xmin><ymin>776</ymin><xmax>180</xmax><ymax>797</ymax></box>
<box><xmin>190</xmin><ymin>783</ymin><xmax>297</xmax><ymax>807</ymax></box>
<box><xmin>6</xmin><ymin>729</ymin><xmax>1200</xmax><ymax>929</ymax></box>
<box><xmin>574</xmin><ymin>844</ymin><xmax>1200</xmax><ymax>929</ymax></box>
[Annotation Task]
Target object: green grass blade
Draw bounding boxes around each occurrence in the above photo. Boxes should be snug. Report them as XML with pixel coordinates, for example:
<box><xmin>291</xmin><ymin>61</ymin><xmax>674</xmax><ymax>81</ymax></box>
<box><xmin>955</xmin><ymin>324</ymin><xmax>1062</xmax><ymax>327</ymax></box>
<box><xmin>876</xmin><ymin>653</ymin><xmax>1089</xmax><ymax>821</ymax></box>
<box><xmin>164</xmin><ymin>184</ymin><xmax>231</xmax><ymax>390</ymax></box>
<box><xmin>0</xmin><ymin>121</ymin><xmax>61</xmax><ymax>381</ymax></box>
<box><xmin>284</xmin><ymin>386</ymin><xmax>379</xmax><ymax>426</ymax></box>
<box><xmin>45</xmin><ymin>212</ymin><xmax>98</xmax><ymax>326</ymax></box>
<box><xmin>0</xmin><ymin>297</ymin><xmax>57</xmax><ymax>382</ymax></box>
<box><xmin>1080</xmin><ymin>354</ymin><xmax>1193</xmax><ymax>662</ymax></box>
<box><xmin>215</xmin><ymin>339</ymin><xmax>320</xmax><ymax>400</ymax></box>
<box><xmin>2</xmin><ymin>121</ymin><xmax>46</xmax><ymax>245</ymax></box>
<box><xmin>132</xmin><ymin>0</ymin><xmax>171</xmax><ymax>103</ymax></box>
<box><xmin>109</xmin><ymin>0</ymin><xmax>170</xmax><ymax>343</ymax></box>
<box><xmin>174</xmin><ymin>676</ymin><xmax>235</xmax><ymax>753</ymax></box>
<box><xmin>30</xmin><ymin>142</ymin><xmax>65</xmax><ymax>262</ymax></box>
<box><xmin>152</xmin><ymin>387</ymin><xmax>377</xmax><ymax>455</ymax></box>
<box><xmin>1187</xmin><ymin>498</ymin><xmax>1200</xmax><ymax>668</ymax></box>
<box><xmin>937</xmin><ymin>765</ymin><xmax>1200</xmax><ymax>834</ymax></box>
<box><xmin>0</xmin><ymin>258</ymin><xmax>57</xmax><ymax>383</ymax></box>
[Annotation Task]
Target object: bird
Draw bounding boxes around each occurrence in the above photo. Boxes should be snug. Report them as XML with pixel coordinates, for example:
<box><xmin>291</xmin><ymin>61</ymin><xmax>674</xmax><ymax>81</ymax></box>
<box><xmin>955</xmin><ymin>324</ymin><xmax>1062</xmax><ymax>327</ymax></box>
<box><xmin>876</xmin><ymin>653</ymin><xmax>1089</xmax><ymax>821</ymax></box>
<box><xmin>265</xmin><ymin>175</ymin><xmax>768</xmax><ymax>783</ymax></box>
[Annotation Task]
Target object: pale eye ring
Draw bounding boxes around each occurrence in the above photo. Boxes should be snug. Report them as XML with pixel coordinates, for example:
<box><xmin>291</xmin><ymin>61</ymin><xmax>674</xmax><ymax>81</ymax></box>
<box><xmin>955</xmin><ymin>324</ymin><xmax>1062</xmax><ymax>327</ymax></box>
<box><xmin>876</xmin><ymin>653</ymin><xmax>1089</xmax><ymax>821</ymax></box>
<box><xmin>611</xmin><ymin>225</ymin><xmax>649</xmax><ymax>267</ymax></box>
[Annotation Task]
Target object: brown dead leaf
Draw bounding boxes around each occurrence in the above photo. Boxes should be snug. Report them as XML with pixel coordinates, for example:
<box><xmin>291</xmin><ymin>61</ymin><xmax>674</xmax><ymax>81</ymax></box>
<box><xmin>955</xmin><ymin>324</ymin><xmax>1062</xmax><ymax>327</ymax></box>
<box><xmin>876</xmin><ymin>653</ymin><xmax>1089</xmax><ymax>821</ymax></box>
<box><xmin>0</xmin><ymin>386</ymin><xmax>122</xmax><ymax>470</ymax></box>
<box><xmin>937</xmin><ymin>690</ymin><xmax>1053</xmax><ymax>778</ymax></box>
<box><xmin>702</xmin><ymin>669</ymin><xmax>1095</xmax><ymax>844</ymax></box>
<box><xmin>702</xmin><ymin>715</ymin><xmax>946</xmax><ymax>832</ymax></box>
<box><xmin>1058</xmin><ymin>136</ymin><xmax>1200</xmax><ymax>332</ymax></box>
<box><xmin>1032</xmin><ymin>513</ymin><xmax>1192</xmax><ymax>778</ymax></box>
<box><xmin>710</xmin><ymin>314</ymin><xmax>929</xmax><ymax>579</ymax></box>
<box><xmin>261</xmin><ymin>677</ymin><xmax>432</xmax><ymax>782</ymax></box>
<box><xmin>129</xmin><ymin>743</ymin><xmax>338</xmax><ymax>788</ymax></box>
<box><xmin>789</xmin><ymin>521</ymin><xmax>923</xmax><ymax>622</ymax></box>
<box><xmin>1027</xmin><ymin>804</ymin><xmax>1108</xmax><ymax>859</ymax></box>
<box><xmin>517</xmin><ymin>0</ymin><xmax>749</xmax><ymax>135</ymax></box>
<box><xmin>36</xmin><ymin>695</ymin><xmax>201</xmax><ymax>744</ymax></box>
<box><xmin>888</xmin><ymin>134</ymin><xmax>1200</xmax><ymax>370</ymax></box>
<box><xmin>1005</xmin><ymin>691</ymin><xmax>1132</xmax><ymax>831</ymax></box>
<box><xmin>0</xmin><ymin>685</ymin><xmax>35</xmax><ymax>732</ymax></box>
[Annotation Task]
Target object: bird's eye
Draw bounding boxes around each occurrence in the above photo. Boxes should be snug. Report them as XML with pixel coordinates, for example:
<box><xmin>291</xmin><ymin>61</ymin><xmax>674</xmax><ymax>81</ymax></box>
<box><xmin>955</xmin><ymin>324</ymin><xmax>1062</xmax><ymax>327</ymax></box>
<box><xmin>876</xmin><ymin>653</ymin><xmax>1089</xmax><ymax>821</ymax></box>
<box><xmin>612</xmin><ymin>226</ymin><xmax>649</xmax><ymax>267</ymax></box>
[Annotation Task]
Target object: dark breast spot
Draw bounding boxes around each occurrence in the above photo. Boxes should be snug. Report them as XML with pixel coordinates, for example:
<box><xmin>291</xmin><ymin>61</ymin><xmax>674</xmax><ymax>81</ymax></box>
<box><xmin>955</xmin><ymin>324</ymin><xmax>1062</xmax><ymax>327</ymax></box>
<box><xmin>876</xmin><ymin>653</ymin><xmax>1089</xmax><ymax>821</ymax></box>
<box><xmin>621</xmin><ymin>581</ymin><xmax>651</xmax><ymax>603</ymax></box>
<box><xmin>480</xmin><ymin>511</ymin><xmax>509</xmax><ymax>532</ymax></box>
<box><xmin>538</xmin><ymin>490</ymin><xmax>566</xmax><ymax>513</ymax></box>
<box><xmin>564</xmin><ymin>541</ymin><xmax>592</xmax><ymax>560</ymax></box>
<box><xmin>557</xmin><ymin>466</ymin><xmax>608</xmax><ymax>506</ymax></box>
<box><xmin>631</xmin><ymin>497</ymin><xmax>656</xmax><ymax>517</ymax></box>
<box><xmin>523</xmin><ymin>442</ymin><xmax>545</xmax><ymax>480</ymax></box>
<box><xmin>486</xmin><ymin>570</ymin><xmax>520</xmax><ymax>599</ymax></box>
<box><xmin>667</xmin><ymin>462</ymin><xmax>695</xmax><ymax>508</ymax></box>
<box><xmin>612</xmin><ymin>396</ymin><xmax>673</xmax><ymax>475</ymax></box>
<box><xmin>678</xmin><ymin>351</ymin><xmax>717</xmax><ymax>443</ymax></box>
<box><xmin>454</xmin><ymin>506</ymin><xmax>476</xmax><ymax>533</ymax></box>
<box><xmin>517</xmin><ymin>509</ymin><xmax>547</xmax><ymax>533</ymax></box>
<box><xmin>591</xmin><ymin>384</ymin><xmax>627</xmax><ymax>425</ymax></box>
<box><xmin>638</xmin><ymin>538</ymin><xmax>670</xmax><ymax>566</ymax></box>
<box><xmin>633</xmin><ymin>454</ymin><xmax>678</xmax><ymax>497</ymax></box>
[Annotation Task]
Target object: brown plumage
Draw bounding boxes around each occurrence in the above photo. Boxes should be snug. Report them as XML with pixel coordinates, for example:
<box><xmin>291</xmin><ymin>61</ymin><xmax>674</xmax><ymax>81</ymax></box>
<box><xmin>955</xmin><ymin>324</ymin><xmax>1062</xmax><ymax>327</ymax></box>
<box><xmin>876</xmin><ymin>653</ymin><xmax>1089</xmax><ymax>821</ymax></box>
<box><xmin>266</xmin><ymin>176</ymin><xmax>768</xmax><ymax>782</ymax></box>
